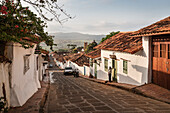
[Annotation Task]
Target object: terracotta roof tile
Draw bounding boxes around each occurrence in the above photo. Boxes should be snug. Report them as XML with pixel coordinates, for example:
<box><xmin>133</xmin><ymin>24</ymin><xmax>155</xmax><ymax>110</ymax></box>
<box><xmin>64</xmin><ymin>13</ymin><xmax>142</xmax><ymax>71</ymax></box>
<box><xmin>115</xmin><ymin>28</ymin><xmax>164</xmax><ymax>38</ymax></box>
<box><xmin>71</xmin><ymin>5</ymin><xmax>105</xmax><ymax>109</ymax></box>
<box><xmin>85</xmin><ymin>49</ymin><xmax>101</xmax><ymax>59</ymax></box>
<box><xmin>131</xmin><ymin>16</ymin><xmax>170</xmax><ymax>37</ymax></box>
<box><xmin>54</xmin><ymin>54</ymin><xmax>66</xmax><ymax>62</ymax></box>
<box><xmin>70</xmin><ymin>52</ymin><xmax>89</xmax><ymax>66</ymax></box>
<box><xmin>101</xmin><ymin>32</ymin><xmax>143</xmax><ymax>54</ymax></box>
<box><xmin>55</xmin><ymin>52</ymin><xmax>89</xmax><ymax>66</ymax></box>
<box><xmin>94</xmin><ymin>33</ymin><xmax>123</xmax><ymax>49</ymax></box>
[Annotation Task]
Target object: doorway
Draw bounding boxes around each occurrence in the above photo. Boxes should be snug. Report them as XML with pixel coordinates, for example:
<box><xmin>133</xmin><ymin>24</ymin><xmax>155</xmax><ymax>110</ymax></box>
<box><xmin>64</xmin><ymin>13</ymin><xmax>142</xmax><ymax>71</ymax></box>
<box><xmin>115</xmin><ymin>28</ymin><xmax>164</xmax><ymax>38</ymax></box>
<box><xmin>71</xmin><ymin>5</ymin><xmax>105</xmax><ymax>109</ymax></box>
<box><xmin>112</xmin><ymin>59</ymin><xmax>117</xmax><ymax>82</ymax></box>
<box><xmin>152</xmin><ymin>36</ymin><xmax>170</xmax><ymax>90</ymax></box>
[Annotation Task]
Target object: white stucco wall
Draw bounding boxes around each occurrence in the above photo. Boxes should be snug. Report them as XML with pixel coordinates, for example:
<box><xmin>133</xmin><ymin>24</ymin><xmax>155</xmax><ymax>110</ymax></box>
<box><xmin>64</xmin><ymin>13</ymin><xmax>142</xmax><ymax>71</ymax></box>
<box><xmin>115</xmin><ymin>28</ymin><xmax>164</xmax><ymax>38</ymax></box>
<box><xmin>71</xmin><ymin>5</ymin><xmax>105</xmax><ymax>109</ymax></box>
<box><xmin>56</xmin><ymin>60</ymin><xmax>66</xmax><ymax>69</ymax></box>
<box><xmin>10</xmin><ymin>43</ymin><xmax>40</xmax><ymax>107</ymax></box>
<box><xmin>100</xmin><ymin>37</ymin><xmax>149</xmax><ymax>86</ymax></box>
<box><xmin>34</xmin><ymin>54</ymin><xmax>41</xmax><ymax>88</ymax></box>
<box><xmin>70</xmin><ymin>62</ymin><xmax>84</xmax><ymax>75</ymax></box>
<box><xmin>89</xmin><ymin>59</ymin><xmax>94</xmax><ymax>76</ymax></box>
<box><xmin>0</xmin><ymin>63</ymin><xmax>10</xmax><ymax>107</ymax></box>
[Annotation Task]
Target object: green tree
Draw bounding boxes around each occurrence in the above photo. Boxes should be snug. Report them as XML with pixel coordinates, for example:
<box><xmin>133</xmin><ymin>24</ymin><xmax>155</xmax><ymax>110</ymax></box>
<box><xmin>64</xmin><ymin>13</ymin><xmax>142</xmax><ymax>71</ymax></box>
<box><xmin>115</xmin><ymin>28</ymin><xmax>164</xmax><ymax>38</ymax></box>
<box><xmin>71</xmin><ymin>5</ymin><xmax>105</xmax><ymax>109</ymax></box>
<box><xmin>77</xmin><ymin>46</ymin><xmax>83</xmax><ymax>51</ymax></box>
<box><xmin>0</xmin><ymin>0</ymin><xmax>54</xmax><ymax>49</ymax></box>
<box><xmin>85</xmin><ymin>40</ymin><xmax>97</xmax><ymax>53</ymax></box>
<box><xmin>72</xmin><ymin>48</ymin><xmax>78</xmax><ymax>53</ymax></box>
<box><xmin>1</xmin><ymin>0</ymin><xmax>74</xmax><ymax>23</ymax></box>
<box><xmin>100</xmin><ymin>31</ymin><xmax>120</xmax><ymax>43</ymax></box>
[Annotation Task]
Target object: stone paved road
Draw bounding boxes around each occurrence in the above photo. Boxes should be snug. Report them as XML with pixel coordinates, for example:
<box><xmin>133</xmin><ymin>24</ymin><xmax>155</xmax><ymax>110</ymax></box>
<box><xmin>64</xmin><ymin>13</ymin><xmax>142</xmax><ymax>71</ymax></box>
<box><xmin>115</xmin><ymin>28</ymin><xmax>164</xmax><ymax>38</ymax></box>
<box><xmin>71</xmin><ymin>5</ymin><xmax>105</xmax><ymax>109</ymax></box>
<box><xmin>45</xmin><ymin>71</ymin><xmax>170</xmax><ymax>113</ymax></box>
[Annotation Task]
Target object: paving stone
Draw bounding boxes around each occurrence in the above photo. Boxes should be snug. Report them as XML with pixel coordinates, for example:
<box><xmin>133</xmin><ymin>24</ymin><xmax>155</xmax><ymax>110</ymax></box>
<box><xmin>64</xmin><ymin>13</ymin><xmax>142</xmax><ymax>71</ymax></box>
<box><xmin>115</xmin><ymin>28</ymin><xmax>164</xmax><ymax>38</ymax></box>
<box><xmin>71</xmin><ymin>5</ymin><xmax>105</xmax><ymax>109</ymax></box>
<box><xmin>90</xmin><ymin>102</ymin><xmax>105</xmax><ymax>106</ymax></box>
<box><xmin>68</xmin><ymin>108</ymin><xmax>82</xmax><ymax>112</ymax></box>
<box><xmin>80</xmin><ymin>106</ymin><xmax>95</xmax><ymax>111</ymax></box>
<box><xmin>95</xmin><ymin>106</ymin><xmax>112</xmax><ymax>111</ymax></box>
<box><xmin>75</xmin><ymin>102</ymin><xmax>91</xmax><ymax>107</ymax></box>
<box><xmin>44</xmin><ymin>71</ymin><xmax>170</xmax><ymax>113</ymax></box>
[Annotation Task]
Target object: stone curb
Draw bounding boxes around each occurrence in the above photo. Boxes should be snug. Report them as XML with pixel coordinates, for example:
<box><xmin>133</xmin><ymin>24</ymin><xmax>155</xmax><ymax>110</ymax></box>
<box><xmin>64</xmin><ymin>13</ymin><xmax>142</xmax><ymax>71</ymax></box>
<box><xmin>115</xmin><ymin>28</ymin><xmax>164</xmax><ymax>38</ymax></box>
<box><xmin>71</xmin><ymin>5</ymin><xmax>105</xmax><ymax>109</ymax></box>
<box><xmin>39</xmin><ymin>83</ymin><xmax>50</xmax><ymax>113</ymax></box>
<box><xmin>79</xmin><ymin>75</ymin><xmax>135</xmax><ymax>91</ymax></box>
<box><xmin>79</xmin><ymin>75</ymin><xmax>170</xmax><ymax>104</ymax></box>
<box><xmin>131</xmin><ymin>87</ymin><xmax>170</xmax><ymax>104</ymax></box>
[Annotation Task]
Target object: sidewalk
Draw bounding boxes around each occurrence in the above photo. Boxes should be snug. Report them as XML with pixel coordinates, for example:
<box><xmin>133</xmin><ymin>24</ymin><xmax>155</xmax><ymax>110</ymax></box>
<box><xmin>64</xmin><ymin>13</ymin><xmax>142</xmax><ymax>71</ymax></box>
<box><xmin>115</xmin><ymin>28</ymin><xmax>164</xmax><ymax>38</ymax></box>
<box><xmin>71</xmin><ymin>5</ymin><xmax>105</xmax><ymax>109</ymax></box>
<box><xmin>79</xmin><ymin>74</ymin><xmax>170</xmax><ymax>104</ymax></box>
<box><xmin>8</xmin><ymin>81</ymin><xmax>49</xmax><ymax>113</ymax></box>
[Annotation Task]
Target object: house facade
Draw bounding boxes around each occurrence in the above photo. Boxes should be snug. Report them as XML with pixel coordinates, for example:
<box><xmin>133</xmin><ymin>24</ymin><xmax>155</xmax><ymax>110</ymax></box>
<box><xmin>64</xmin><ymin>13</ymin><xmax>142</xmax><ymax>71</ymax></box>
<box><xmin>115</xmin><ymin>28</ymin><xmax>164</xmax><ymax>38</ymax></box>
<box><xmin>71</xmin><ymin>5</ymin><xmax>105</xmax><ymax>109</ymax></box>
<box><xmin>89</xmin><ymin>16</ymin><xmax>170</xmax><ymax>89</ymax></box>
<box><xmin>0</xmin><ymin>41</ymin><xmax>49</xmax><ymax>107</ymax></box>
<box><xmin>131</xmin><ymin>16</ymin><xmax>170</xmax><ymax>90</ymax></box>
<box><xmin>9</xmin><ymin>43</ymin><xmax>41</xmax><ymax>107</ymax></box>
<box><xmin>54</xmin><ymin>52</ymin><xmax>90</xmax><ymax>76</ymax></box>
<box><xmin>86</xmin><ymin>49</ymin><xmax>101</xmax><ymax>78</ymax></box>
<box><xmin>92</xmin><ymin>32</ymin><xmax>149</xmax><ymax>86</ymax></box>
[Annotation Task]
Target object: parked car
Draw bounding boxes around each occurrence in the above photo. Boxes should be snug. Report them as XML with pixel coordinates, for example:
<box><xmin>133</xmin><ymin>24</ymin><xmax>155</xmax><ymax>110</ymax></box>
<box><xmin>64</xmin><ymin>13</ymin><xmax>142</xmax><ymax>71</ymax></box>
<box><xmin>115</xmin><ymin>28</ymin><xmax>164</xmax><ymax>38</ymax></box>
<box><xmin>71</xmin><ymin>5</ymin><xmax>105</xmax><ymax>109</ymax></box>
<box><xmin>64</xmin><ymin>67</ymin><xmax>73</xmax><ymax>75</ymax></box>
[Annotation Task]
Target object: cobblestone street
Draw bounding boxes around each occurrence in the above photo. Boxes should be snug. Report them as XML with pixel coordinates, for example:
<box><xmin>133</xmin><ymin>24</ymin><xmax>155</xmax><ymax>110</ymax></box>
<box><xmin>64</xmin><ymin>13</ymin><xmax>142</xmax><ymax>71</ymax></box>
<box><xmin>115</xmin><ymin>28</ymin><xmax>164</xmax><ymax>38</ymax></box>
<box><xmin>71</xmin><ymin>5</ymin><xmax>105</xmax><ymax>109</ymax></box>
<box><xmin>45</xmin><ymin>71</ymin><xmax>170</xmax><ymax>113</ymax></box>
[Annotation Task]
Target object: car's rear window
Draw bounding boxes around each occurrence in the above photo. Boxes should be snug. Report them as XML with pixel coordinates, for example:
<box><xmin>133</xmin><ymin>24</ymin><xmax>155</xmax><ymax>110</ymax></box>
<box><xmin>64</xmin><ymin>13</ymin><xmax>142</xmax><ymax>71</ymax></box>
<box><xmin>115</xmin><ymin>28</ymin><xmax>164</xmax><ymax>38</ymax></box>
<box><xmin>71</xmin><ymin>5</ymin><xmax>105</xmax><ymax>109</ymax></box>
<box><xmin>65</xmin><ymin>67</ymin><xmax>72</xmax><ymax>69</ymax></box>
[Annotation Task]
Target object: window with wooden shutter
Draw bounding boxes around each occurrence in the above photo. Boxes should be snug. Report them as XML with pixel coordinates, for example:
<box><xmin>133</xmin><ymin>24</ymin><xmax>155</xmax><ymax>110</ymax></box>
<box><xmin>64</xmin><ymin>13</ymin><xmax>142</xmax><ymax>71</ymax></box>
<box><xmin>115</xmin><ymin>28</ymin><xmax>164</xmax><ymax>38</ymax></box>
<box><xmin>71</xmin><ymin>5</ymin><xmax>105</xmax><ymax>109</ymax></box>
<box><xmin>24</xmin><ymin>55</ymin><xmax>30</xmax><ymax>74</ymax></box>
<box><xmin>123</xmin><ymin>60</ymin><xmax>128</xmax><ymax>74</ymax></box>
<box><xmin>160</xmin><ymin>44</ymin><xmax>166</xmax><ymax>58</ymax></box>
<box><xmin>153</xmin><ymin>44</ymin><xmax>158</xmax><ymax>57</ymax></box>
<box><xmin>104</xmin><ymin>58</ymin><xmax>108</xmax><ymax>72</ymax></box>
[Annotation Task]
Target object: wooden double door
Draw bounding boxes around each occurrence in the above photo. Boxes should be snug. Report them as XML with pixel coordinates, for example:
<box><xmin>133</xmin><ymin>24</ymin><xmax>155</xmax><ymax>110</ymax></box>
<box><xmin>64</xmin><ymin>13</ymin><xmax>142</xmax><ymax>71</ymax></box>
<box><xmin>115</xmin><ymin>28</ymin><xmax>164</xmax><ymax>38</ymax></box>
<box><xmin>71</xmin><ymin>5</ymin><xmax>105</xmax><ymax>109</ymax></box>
<box><xmin>152</xmin><ymin>36</ymin><xmax>170</xmax><ymax>90</ymax></box>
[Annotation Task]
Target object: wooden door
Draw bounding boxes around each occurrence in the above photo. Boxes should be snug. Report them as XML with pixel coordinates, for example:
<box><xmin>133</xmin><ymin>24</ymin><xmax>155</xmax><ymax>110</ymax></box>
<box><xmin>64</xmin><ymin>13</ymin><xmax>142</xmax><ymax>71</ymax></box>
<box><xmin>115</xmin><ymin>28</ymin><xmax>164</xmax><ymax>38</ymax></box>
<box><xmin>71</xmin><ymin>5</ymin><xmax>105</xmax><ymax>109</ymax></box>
<box><xmin>167</xmin><ymin>44</ymin><xmax>170</xmax><ymax>89</ymax></box>
<box><xmin>152</xmin><ymin>36</ymin><xmax>170</xmax><ymax>90</ymax></box>
<box><xmin>112</xmin><ymin>60</ymin><xmax>117</xmax><ymax>82</ymax></box>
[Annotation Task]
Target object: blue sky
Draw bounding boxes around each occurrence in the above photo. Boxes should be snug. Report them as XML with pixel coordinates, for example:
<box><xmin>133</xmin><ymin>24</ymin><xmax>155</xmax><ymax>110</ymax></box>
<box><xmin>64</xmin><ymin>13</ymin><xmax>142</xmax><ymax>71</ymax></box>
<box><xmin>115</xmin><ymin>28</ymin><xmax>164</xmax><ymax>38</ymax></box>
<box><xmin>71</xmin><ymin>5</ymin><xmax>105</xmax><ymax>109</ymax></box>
<box><xmin>25</xmin><ymin>0</ymin><xmax>170</xmax><ymax>35</ymax></box>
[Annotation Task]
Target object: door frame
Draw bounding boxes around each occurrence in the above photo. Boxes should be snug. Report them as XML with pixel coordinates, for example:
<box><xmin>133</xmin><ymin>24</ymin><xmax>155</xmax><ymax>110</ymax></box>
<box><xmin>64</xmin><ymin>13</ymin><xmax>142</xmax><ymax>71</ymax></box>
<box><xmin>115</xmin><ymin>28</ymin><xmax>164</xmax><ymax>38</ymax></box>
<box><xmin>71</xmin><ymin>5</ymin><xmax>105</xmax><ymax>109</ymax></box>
<box><xmin>112</xmin><ymin>59</ymin><xmax>117</xmax><ymax>82</ymax></box>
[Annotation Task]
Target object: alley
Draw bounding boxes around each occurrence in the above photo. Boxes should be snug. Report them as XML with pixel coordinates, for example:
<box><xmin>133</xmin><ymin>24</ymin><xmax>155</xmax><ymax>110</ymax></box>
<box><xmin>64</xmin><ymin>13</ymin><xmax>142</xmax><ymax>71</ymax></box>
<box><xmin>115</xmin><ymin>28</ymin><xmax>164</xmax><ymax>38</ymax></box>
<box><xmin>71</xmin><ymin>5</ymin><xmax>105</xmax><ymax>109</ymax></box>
<box><xmin>45</xmin><ymin>71</ymin><xmax>170</xmax><ymax>113</ymax></box>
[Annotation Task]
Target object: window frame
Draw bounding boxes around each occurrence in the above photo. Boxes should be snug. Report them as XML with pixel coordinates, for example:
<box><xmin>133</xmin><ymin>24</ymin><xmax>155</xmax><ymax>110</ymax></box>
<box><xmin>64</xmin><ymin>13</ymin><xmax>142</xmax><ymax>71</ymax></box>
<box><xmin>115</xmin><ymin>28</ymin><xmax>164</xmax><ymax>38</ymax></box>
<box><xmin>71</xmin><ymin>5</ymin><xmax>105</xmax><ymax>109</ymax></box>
<box><xmin>24</xmin><ymin>55</ymin><xmax>30</xmax><ymax>74</ymax></box>
<box><xmin>160</xmin><ymin>44</ymin><xmax>166</xmax><ymax>58</ymax></box>
<box><xmin>104</xmin><ymin>58</ymin><xmax>108</xmax><ymax>72</ymax></box>
<box><xmin>123</xmin><ymin>60</ymin><xmax>128</xmax><ymax>74</ymax></box>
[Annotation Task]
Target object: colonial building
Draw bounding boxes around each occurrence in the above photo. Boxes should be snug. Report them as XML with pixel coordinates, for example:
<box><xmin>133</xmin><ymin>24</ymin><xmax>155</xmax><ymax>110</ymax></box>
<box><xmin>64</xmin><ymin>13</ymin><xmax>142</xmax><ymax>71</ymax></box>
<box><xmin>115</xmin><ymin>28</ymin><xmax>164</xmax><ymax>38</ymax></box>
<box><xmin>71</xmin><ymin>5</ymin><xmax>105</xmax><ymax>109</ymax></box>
<box><xmin>131</xmin><ymin>16</ymin><xmax>170</xmax><ymax>90</ymax></box>
<box><xmin>0</xmin><ymin>39</ymin><xmax>49</xmax><ymax>107</ymax></box>
<box><xmin>88</xmin><ymin>16</ymin><xmax>170</xmax><ymax>90</ymax></box>
<box><xmin>86</xmin><ymin>49</ymin><xmax>101</xmax><ymax>78</ymax></box>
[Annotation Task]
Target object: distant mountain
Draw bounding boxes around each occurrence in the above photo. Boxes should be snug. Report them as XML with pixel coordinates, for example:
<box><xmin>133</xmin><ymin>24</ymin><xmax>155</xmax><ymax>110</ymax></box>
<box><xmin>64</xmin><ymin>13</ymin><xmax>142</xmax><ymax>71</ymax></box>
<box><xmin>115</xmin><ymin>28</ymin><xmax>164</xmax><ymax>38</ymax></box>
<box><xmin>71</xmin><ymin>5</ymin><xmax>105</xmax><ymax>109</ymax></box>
<box><xmin>41</xmin><ymin>32</ymin><xmax>105</xmax><ymax>50</ymax></box>
<box><xmin>50</xmin><ymin>32</ymin><xmax>105</xmax><ymax>41</ymax></box>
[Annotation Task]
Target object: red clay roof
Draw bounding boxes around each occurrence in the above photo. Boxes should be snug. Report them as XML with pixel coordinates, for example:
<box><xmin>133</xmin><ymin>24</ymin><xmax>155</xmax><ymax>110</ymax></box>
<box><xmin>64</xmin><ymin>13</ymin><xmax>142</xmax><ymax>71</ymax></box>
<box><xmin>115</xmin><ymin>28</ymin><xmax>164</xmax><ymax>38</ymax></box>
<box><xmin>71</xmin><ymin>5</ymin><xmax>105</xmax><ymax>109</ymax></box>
<box><xmin>101</xmin><ymin>32</ymin><xmax>143</xmax><ymax>54</ymax></box>
<box><xmin>54</xmin><ymin>52</ymin><xmax>89</xmax><ymax>66</ymax></box>
<box><xmin>131</xmin><ymin>16</ymin><xmax>170</xmax><ymax>37</ymax></box>
<box><xmin>54</xmin><ymin>54</ymin><xmax>65</xmax><ymax>62</ymax></box>
<box><xmin>85</xmin><ymin>49</ymin><xmax>101</xmax><ymax>59</ymax></box>
<box><xmin>94</xmin><ymin>33</ymin><xmax>124</xmax><ymax>50</ymax></box>
<box><xmin>70</xmin><ymin>52</ymin><xmax>89</xmax><ymax>66</ymax></box>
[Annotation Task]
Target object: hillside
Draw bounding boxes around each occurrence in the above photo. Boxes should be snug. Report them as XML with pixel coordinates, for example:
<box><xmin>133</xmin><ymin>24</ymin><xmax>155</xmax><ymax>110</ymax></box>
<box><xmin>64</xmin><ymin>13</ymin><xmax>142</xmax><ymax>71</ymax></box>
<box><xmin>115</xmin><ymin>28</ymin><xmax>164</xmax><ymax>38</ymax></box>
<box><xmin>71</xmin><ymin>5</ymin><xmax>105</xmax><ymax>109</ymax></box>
<box><xmin>50</xmin><ymin>32</ymin><xmax>105</xmax><ymax>41</ymax></box>
<box><xmin>41</xmin><ymin>32</ymin><xmax>105</xmax><ymax>50</ymax></box>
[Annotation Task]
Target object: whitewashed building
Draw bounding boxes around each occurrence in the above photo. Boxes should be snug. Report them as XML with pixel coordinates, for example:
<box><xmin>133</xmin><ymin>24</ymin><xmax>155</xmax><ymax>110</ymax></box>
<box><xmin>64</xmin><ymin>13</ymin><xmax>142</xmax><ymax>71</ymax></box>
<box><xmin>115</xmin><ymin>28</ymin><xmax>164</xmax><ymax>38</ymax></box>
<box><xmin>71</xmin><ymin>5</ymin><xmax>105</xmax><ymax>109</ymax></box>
<box><xmin>86</xmin><ymin>49</ymin><xmax>101</xmax><ymax>78</ymax></box>
<box><xmin>130</xmin><ymin>16</ymin><xmax>170</xmax><ymax>90</ymax></box>
<box><xmin>93</xmin><ymin>32</ymin><xmax>147</xmax><ymax>86</ymax></box>
<box><xmin>91</xmin><ymin>16</ymin><xmax>170</xmax><ymax>89</ymax></box>
<box><xmin>0</xmin><ymin>40</ymin><xmax>49</xmax><ymax>107</ymax></box>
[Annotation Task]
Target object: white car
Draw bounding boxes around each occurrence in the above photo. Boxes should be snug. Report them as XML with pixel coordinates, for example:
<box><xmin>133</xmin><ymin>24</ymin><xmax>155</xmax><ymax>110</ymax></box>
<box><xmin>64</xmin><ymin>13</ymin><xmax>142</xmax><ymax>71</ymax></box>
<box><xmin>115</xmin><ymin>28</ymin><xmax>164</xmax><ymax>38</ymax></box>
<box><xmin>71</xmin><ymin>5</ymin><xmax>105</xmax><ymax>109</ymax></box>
<box><xmin>64</xmin><ymin>67</ymin><xmax>73</xmax><ymax>75</ymax></box>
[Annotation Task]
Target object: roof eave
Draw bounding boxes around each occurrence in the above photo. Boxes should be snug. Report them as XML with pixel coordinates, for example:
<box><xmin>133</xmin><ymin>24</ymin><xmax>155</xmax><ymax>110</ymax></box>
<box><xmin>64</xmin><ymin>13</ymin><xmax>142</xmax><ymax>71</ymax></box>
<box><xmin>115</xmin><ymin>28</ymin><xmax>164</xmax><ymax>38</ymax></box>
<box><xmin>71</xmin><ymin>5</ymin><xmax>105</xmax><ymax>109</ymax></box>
<box><xmin>131</xmin><ymin>32</ymin><xmax>170</xmax><ymax>37</ymax></box>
